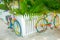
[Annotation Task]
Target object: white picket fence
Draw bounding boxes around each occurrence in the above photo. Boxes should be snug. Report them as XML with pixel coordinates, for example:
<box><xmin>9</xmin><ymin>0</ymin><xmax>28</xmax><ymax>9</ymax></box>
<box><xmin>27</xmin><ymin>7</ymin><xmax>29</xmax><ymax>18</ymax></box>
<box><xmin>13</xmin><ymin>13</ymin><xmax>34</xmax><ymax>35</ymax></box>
<box><xmin>23</xmin><ymin>15</ymin><xmax>39</xmax><ymax>36</ymax></box>
<box><xmin>16</xmin><ymin>15</ymin><xmax>40</xmax><ymax>36</ymax></box>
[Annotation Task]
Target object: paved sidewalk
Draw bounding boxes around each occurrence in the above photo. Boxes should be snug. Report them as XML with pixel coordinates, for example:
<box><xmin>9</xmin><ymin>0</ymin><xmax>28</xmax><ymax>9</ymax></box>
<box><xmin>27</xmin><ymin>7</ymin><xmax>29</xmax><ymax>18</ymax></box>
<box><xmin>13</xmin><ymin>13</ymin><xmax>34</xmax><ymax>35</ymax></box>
<box><xmin>0</xmin><ymin>20</ymin><xmax>60</xmax><ymax>40</ymax></box>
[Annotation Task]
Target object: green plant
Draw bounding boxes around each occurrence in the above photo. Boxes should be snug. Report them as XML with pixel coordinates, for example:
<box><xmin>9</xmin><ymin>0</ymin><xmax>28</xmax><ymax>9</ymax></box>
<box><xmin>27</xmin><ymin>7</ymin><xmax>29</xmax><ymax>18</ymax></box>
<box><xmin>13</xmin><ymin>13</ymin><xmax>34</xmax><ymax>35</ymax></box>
<box><xmin>0</xmin><ymin>4</ymin><xmax>8</xmax><ymax>10</ymax></box>
<box><xmin>0</xmin><ymin>0</ymin><xmax>60</xmax><ymax>16</ymax></box>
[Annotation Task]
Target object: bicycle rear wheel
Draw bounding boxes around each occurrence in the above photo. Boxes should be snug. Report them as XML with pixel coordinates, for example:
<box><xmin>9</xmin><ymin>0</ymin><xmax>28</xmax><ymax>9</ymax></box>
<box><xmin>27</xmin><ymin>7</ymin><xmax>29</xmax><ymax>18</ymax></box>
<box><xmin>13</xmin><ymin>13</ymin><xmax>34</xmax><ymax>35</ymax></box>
<box><xmin>13</xmin><ymin>20</ymin><xmax>22</xmax><ymax>36</ymax></box>
<box><xmin>53</xmin><ymin>15</ymin><xmax>60</xmax><ymax>28</ymax></box>
<box><xmin>35</xmin><ymin>18</ymin><xmax>47</xmax><ymax>33</ymax></box>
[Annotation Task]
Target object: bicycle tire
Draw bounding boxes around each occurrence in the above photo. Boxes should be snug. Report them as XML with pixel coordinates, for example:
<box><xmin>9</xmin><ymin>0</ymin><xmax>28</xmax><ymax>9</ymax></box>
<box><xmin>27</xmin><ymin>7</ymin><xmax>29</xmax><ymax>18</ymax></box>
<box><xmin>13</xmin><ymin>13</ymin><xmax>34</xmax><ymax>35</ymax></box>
<box><xmin>35</xmin><ymin>18</ymin><xmax>47</xmax><ymax>33</ymax></box>
<box><xmin>13</xmin><ymin>20</ymin><xmax>22</xmax><ymax>36</ymax></box>
<box><xmin>53</xmin><ymin>15</ymin><xmax>60</xmax><ymax>28</ymax></box>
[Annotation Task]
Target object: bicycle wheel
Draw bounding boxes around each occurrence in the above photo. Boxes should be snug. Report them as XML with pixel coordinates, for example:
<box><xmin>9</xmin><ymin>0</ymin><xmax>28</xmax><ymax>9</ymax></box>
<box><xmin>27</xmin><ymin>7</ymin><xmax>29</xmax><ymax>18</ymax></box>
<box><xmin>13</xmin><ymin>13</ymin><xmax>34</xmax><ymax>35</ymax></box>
<box><xmin>35</xmin><ymin>18</ymin><xmax>47</xmax><ymax>33</ymax></box>
<box><xmin>53</xmin><ymin>15</ymin><xmax>60</xmax><ymax>28</ymax></box>
<box><xmin>13</xmin><ymin>20</ymin><xmax>22</xmax><ymax>36</ymax></box>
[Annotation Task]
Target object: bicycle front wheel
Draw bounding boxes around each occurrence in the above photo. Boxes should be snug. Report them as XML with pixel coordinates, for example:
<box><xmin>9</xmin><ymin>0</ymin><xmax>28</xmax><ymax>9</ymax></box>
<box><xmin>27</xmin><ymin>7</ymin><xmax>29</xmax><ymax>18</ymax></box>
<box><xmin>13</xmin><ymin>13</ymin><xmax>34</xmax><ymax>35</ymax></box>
<box><xmin>13</xmin><ymin>20</ymin><xmax>22</xmax><ymax>36</ymax></box>
<box><xmin>35</xmin><ymin>18</ymin><xmax>47</xmax><ymax>33</ymax></box>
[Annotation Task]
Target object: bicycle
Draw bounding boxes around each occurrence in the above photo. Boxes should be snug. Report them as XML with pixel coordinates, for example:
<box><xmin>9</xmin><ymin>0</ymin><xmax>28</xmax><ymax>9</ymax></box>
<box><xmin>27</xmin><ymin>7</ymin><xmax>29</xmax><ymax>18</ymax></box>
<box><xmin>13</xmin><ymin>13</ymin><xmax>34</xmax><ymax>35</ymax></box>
<box><xmin>6</xmin><ymin>15</ymin><xmax>22</xmax><ymax>36</ymax></box>
<box><xmin>35</xmin><ymin>13</ymin><xmax>60</xmax><ymax>33</ymax></box>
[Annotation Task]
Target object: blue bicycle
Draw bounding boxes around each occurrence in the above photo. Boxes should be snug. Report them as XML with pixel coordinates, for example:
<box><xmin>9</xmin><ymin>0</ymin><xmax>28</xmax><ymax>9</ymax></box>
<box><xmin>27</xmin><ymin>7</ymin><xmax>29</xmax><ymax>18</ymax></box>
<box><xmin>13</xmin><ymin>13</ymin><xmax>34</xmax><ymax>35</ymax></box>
<box><xmin>6</xmin><ymin>15</ymin><xmax>22</xmax><ymax>36</ymax></box>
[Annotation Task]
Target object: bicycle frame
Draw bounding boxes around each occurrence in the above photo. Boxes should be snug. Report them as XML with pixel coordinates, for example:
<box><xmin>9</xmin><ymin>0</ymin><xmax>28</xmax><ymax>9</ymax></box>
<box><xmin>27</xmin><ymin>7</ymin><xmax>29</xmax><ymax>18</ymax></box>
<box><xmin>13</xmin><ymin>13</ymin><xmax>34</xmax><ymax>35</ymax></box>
<box><xmin>5</xmin><ymin>15</ymin><xmax>16</xmax><ymax>28</ymax></box>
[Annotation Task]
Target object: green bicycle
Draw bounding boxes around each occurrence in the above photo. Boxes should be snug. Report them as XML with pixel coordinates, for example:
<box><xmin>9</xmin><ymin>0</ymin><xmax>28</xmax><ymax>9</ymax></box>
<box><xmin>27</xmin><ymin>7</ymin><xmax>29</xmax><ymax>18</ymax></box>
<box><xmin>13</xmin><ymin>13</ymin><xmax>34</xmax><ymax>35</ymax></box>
<box><xmin>35</xmin><ymin>13</ymin><xmax>60</xmax><ymax>33</ymax></box>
